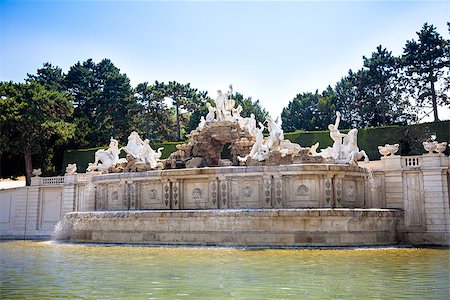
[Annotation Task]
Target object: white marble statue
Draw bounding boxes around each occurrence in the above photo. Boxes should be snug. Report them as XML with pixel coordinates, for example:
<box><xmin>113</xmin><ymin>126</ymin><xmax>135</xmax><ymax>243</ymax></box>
<box><xmin>245</xmin><ymin>113</ymin><xmax>257</xmax><ymax>135</ymax></box>
<box><xmin>87</xmin><ymin>137</ymin><xmax>121</xmax><ymax>172</ymax></box>
<box><xmin>317</xmin><ymin>111</ymin><xmax>347</xmax><ymax>160</ymax></box>
<box><xmin>121</xmin><ymin>132</ymin><xmax>164</xmax><ymax>169</ymax></box>
<box><xmin>265</xmin><ymin>116</ymin><xmax>284</xmax><ymax>151</ymax></box>
<box><xmin>328</xmin><ymin>111</ymin><xmax>347</xmax><ymax>160</ymax></box>
<box><xmin>232</xmin><ymin>104</ymin><xmax>243</xmax><ymax>121</ymax></box>
<box><xmin>121</xmin><ymin>131</ymin><xmax>145</xmax><ymax>161</ymax></box>
<box><xmin>315</xmin><ymin>112</ymin><xmax>369</xmax><ymax>165</ymax></box>
<box><xmin>238</xmin><ymin>122</ymin><xmax>269</xmax><ymax>162</ymax></box>
<box><xmin>205</xmin><ymin>103</ymin><xmax>216</xmax><ymax>122</ymax></box>
<box><xmin>197</xmin><ymin>116</ymin><xmax>206</xmax><ymax>132</ymax></box>
<box><xmin>141</xmin><ymin>139</ymin><xmax>164</xmax><ymax>169</ymax></box>
<box><xmin>215</xmin><ymin>85</ymin><xmax>234</xmax><ymax>122</ymax></box>
<box><xmin>215</xmin><ymin>90</ymin><xmax>227</xmax><ymax>121</ymax></box>
<box><xmin>65</xmin><ymin>163</ymin><xmax>77</xmax><ymax>175</ymax></box>
<box><xmin>340</xmin><ymin>129</ymin><xmax>369</xmax><ymax>165</ymax></box>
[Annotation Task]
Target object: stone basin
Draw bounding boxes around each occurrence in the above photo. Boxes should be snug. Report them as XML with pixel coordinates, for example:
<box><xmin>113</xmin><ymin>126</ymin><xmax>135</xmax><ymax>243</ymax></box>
<box><xmin>54</xmin><ymin>208</ymin><xmax>403</xmax><ymax>247</ymax></box>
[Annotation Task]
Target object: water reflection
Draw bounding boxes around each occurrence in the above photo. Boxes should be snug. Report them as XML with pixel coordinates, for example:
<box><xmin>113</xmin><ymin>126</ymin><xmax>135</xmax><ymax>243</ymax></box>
<box><xmin>0</xmin><ymin>241</ymin><xmax>449</xmax><ymax>299</ymax></box>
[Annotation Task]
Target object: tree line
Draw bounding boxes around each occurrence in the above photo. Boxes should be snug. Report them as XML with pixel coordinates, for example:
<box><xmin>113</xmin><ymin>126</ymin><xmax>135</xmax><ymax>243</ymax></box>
<box><xmin>281</xmin><ymin>23</ymin><xmax>449</xmax><ymax>131</ymax></box>
<box><xmin>0</xmin><ymin>22</ymin><xmax>448</xmax><ymax>184</ymax></box>
<box><xmin>0</xmin><ymin>59</ymin><xmax>268</xmax><ymax>184</ymax></box>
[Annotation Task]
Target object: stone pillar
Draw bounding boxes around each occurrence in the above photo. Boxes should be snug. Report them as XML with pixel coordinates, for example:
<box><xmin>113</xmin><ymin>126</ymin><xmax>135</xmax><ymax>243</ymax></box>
<box><xmin>62</xmin><ymin>174</ymin><xmax>77</xmax><ymax>214</ymax></box>
<box><xmin>420</xmin><ymin>154</ymin><xmax>450</xmax><ymax>244</ymax></box>
<box><xmin>382</xmin><ymin>155</ymin><xmax>404</xmax><ymax>209</ymax></box>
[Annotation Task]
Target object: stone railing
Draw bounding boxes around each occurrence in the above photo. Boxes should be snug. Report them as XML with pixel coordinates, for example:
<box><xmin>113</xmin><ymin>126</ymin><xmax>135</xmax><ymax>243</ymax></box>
<box><xmin>41</xmin><ymin>177</ymin><xmax>65</xmax><ymax>185</ymax></box>
<box><xmin>402</xmin><ymin>156</ymin><xmax>421</xmax><ymax>168</ymax></box>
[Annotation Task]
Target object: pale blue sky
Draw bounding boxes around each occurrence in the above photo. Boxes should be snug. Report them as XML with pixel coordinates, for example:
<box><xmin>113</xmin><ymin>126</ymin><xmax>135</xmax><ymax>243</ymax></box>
<box><xmin>1</xmin><ymin>0</ymin><xmax>449</xmax><ymax>121</ymax></box>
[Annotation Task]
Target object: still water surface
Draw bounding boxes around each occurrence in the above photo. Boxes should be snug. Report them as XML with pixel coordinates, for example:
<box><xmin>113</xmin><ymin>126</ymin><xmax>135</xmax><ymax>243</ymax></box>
<box><xmin>0</xmin><ymin>241</ymin><xmax>449</xmax><ymax>299</ymax></box>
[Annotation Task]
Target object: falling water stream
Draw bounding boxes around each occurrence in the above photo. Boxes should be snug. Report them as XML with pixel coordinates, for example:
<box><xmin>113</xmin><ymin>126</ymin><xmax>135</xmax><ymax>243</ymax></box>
<box><xmin>0</xmin><ymin>241</ymin><xmax>448</xmax><ymax>299</ymax></box>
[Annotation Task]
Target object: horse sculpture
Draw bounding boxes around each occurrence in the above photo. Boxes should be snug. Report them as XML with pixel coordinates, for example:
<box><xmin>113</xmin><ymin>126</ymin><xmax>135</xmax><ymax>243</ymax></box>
<box><xmin>340</xmin><ymin>129</ymin><xmax>369</xmax><ymax>165</ymax></box>
<box><xmin>265</xmin><ymin>116</ymin><xmax>284</xmax><ymax>151</ymax></box>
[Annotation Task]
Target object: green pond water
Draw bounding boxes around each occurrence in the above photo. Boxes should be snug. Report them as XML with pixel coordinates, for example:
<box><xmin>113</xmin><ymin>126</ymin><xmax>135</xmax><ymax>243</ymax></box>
<box><xmin>0</xmin><ymin>241</ymin><xmax>449</xmax><ymax>299</ymax></box>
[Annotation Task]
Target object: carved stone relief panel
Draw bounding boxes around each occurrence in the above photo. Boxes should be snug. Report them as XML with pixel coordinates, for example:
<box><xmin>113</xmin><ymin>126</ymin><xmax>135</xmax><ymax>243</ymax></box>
<box><xmin>95</xmin><ymin>184</ymin><xmax>108</xmax><ymax>211</ymax></box>
<box><xmin>334</xmin><ymin>178</ymin><xmax>343</xmax><ymax>207</ymax></box>
<box><xmin>217</xmin><ymin>176</ymin><xmax>229</xmax><ymax>208</ymax></box>
<box><xmin>324</xmin><ymin>177</ymin><xmax>333</xmax><ymax>207</ymax></box>
<box><xmin>273</xmin><ymin>175</ymin><xmax>283</xmax><ymax>208</ymax></box>
<box><xmin>105</xmin><ymin>184</ymin><xmax>124</xmax><ymax>210</ymax></box>
<box><xmin>172</xmin><ymin>180</ymin><xmax>180</xmax><ymax>209</ymax></box>
<box><xmin>140</xmin><ymin>181</ymin><xmax>165</xmax><ymax>209</ymax></box>
<box><xmin>229</xmin><ymin>177</ymin><xmax>264</xmax><ymax>208</ymax></box>
<box><xmin>284</xmin><ymin>176</ymin><xmax>321</xmax><ymax>208</ymax></box>
<box><xmin>342</xmin><ymin>180</ymin><xmax>356</xmax><ymax>207</ymax></box>
<box><xmin>163</xmin><ymin>181</ymin><xmax>171</xmax><ymax>208</ymax></box>
<box><xmin>210</xmin><ymin>179</ymin><xmax>219</xmax><ymax>207</ymax></box>
<box><xmin>264</xmin><ymin>176</ymin><xmax>272</xmax><ymax>206</ymax></box>
<box><xmin>183</xmin><ymin>179</ymin><xmax>211</xmax><ymax>209</ymax></box>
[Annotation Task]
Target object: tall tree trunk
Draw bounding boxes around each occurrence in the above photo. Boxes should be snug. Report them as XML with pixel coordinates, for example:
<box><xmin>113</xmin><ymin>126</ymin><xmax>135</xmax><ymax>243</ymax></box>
<box><xmin>430</xmin><ymin>80</ymin><xmax>439</xmax><ymax>121</ymax></box>
<box><xmin>24</xmin><ymin>143</ymin><xmax>32</xmax><ymax>186</ymax></box>
<box><xmin>176</xmin><ymin>102</ymin><xmax>181</xmax><ymax>141</ymax></box>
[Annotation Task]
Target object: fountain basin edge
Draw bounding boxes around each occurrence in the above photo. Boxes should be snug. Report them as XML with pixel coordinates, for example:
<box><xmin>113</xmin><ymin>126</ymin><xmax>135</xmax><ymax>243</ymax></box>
<box><xmin>54</xmin><ymin>208</ymin><xmax>403</xmax><ymax>247</ymax></box>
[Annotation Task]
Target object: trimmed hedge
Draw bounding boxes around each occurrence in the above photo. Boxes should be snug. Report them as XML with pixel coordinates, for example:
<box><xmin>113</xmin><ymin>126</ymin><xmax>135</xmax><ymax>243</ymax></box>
<box><xmin>62</xmin><ymin>120</ymin><xmax>449</xmax><ymax>173</ymax></box>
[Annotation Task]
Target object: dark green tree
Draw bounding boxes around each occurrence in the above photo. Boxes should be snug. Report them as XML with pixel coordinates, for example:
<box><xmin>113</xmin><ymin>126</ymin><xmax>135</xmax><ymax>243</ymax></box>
<box><xmin>65</xmin><ymin>59</ymin><xmax>134</xmax><ymax>147</ymax></box>
<box><xmin>281</xmin><ymin>89</ymin><xmax>338</xmax><ymax>131</ymax></box>
<box><xmin>0</xmin><ymin>81</ymin><xmax>75</xmax><ymax>185</ymax></box>
<box><xmin>27</xmin><ymin>63</ymin><xmax>66</xmax><ymax>92</ymax></box>
<box><xmin>165</xmin><ymin>81</ymin><xmax>207</xmax><ymax>141</ymax></box>
<box><xmin>402</xmin><ymin>23</ymin><xmax>449</xmax><ymax>121</ymax></box>
<box><xmin>131</xmin><ymin>81</ymin><xmax>177</xmax><ymax>141</ymax></box>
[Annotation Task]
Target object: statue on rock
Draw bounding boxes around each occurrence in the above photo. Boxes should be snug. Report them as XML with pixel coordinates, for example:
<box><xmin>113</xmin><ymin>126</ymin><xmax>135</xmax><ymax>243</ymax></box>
<box><xmin>315</xmin><ymin>112</ymin><xmax>369</xmax><ymax>165</ymax></box>
<box><xmin>121</xmin><ymin>131</ymin><xmax>145</xmax><ymax>162</ymax></box>
<box><xmin>120</xmin><ymin>132</ymin><xmax>164</xmax><ymax>171</ymax></box>
<box><xmin>86</xmin><ymin>133</ymin><xmax>164</xmax><ymax>173</ymax></box>
<box><xmin>87</xmin><ymin>137</ymin><xmax>121</xmax><ymax>172</ymax></box>
<box><xmin>265</xmin><ymin>116</ymin><xmax>284</xmax><ymax>152</ymax></box>
<box><xmin>215</xmin><ymin>85</ymin><xmax>234</xmax><ymax>122</ymax></box>
<box><xmin>238</xmin><ymin>122</ymin><xmax>269</xmax><ymax>162</ymax></box>
<box><xmin>205</xmin><ymin>103</ymin><xmax>216</xmax><ymax>122</ymax></box>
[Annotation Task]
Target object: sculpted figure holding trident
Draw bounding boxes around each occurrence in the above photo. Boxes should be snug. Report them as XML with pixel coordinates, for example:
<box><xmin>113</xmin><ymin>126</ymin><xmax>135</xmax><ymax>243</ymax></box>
<box><xmin>215</xmin><ymin>84</ymin><xmax>234</xmax><ymax>121</ymax></box>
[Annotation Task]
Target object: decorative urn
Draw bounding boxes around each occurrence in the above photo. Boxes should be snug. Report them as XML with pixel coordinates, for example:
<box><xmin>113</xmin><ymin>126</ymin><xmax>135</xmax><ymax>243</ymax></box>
<box><xmin>434</xmin><ymin>142</ymin><xmax>447</xmax><ymax>154</ymax></box>
<box><xmin>378</xmin><ymin>145</ymin><xmax>390</xmax><ymax>157</ymax></box>
<box><xmin>422</xmin><ymin>141</ymin><xmax>437</xmax><ymax>154</ymax></box>
<box><xmin>378</xmin><ymin>144</ymin><xmax>399</xmax><ymax>157</ymax></box>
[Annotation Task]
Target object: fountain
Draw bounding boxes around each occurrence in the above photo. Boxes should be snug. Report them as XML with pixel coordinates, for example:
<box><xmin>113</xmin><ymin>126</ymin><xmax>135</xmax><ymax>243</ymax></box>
<box><xmin>53</xmin><ymin>85</ymin><xmax>403</xmax><ymax>247</ymax></box>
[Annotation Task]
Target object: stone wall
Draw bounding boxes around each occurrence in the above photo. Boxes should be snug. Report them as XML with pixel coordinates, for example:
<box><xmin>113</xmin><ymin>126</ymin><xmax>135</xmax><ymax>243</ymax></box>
<box><xmin>90</xmin><ymin>164</ymin><xmax>367</xmax><ymax>210</ymax></box>
<box><xmin>1</xmin><ymin>153</ymin><xmax>449</xmax><ymax>246</ymax></box>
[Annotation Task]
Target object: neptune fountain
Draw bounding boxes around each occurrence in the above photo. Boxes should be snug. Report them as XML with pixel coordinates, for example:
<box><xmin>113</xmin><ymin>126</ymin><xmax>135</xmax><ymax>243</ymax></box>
<box><xmin>53</xmin><ymin>85</ymin><xmax>404</xmax><ymax>247</ymax></box>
